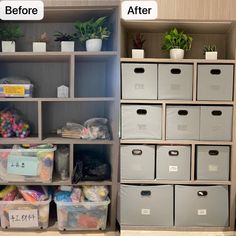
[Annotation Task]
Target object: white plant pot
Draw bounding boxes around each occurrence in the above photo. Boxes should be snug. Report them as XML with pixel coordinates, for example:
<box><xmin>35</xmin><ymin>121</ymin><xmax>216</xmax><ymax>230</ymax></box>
<box><xmin>132</xmin><ymin>49</ymin><xmax>144</xmax><ymax>58</ymax></box>
<box><xmin>61</xmin><ymin>41</ymin><xmax>74</xmax><ymax>52</ymax></box>
<box><xmin>86</xmin><ymin>39</ymin><xmax>102</xmax><ymax>52</ymax></box>
<box><xmin>170</xmin><ymin>48</ymin><xmax>184</xmax><ymax>59</ymax></box>
<box><xmin>2</xmin><ymin>41</ymin><xmax>15</xmax><ymax>52</ymax></box>
<box><xmin>33</xmin><ymin>42</ymin><xmax>46</xmax><ymax>52</ymax></box>
<box><xmin>205</xmin><ymin>51</ymin><xmax>218</xmax><ymax>60</ymax></box>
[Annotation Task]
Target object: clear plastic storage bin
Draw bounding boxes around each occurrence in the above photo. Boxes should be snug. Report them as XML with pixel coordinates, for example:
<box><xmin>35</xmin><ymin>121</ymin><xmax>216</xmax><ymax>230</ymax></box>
<box><xmin>0</xmin><ymin>84</ymin><xmax>33</xmax><ymax>98</ymax></box>
<box><xmin>0</xmin><ymin>197</ymin><xmax>51</xmax><ymax>229</ymax></box>
<box><xmin>55</xmin><ymin>198</ymin><xmax>110</xmax><ymax>231</ymax></box>
<box><xmin>0</xmin><ymin>146</ymin><xmax>56</xmax><ymax>183</ymax></box>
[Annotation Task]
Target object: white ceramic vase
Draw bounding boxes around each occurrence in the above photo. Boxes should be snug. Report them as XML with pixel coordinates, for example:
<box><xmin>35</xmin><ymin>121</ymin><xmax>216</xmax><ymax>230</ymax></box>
<box><xmin>170</xmin><ymin>48</ymin><xmax>184</xmax><ymax>59</ymax></box>
<box><xmin>2</xmin><ymin>41</ymin><xmax>15</xmax><ymax>52</ymax></box>
<box><xmin>205</xmin><ymin>51</ymin><xmax>218</xmax><ymax>60</ymax></box>
<box><xmin>86</xmin><ymin>39</ymin><xmax>102</xmax><ymax>52</ymax></box>
<box><xmin>61</xmin><ymin>41</ymin><xmax>74</xmax><ymax>52</ymax></box>
<box><xmin>33</xmin><ymin>42</ymin><xmax>46</xmax><ymax>52</ymax></box>
<box><xmin>132</xmin><ymin>49</ymin><xmax>144</xmax><ymax>58</ymax></box>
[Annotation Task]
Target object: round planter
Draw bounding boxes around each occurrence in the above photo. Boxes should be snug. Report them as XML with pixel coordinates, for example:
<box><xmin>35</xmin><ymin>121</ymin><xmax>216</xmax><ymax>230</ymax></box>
<box><xmin>132</xmin><ymin>49</ymin><xmax>144</xmax><ymax>59</ymax></box>
<box><xmin>170</xmin><ymin>48</ymin><xmax>184</xmax><ymax>59</ymax></box>
<box><xmin>86</xmin><ymin>39</ymin><xmax>102</xmax><ymax>52</ymax></box>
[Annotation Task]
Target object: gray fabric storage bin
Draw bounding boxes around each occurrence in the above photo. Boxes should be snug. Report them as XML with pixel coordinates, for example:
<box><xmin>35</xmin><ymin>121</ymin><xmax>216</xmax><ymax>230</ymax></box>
<box><xmin>156</xmin><ymin>145</ymin><xmax>191</xmax><ymax>180</ymax></box>
<box><xmin>121</xmin><ymin>105</ymin><xmax>162</xmax><ymax>139</ymax></box>
<box><xmin>196</xmin><ymin>146</ymin><xmax>230</xmax><ymax>181</ymax></box>
<box><xmin>175</xmin><ymin>185</ymin><xmax>229</xmax><ymax>227</ymax></box>
<box><xmin>158</xmin><ymin>64</ymin><xmax>193</xmax><ymax>100</ymax></box>
<box><xmin>200</xmin><ymin>106</ymin><xmax>233</xmax><ymax>141</ymax></box>
<box><xmin>120</xmin><ymin>185</ymin><xmax>173</xmax><ymax>226</ymax></box>
<box><xmin>197</xmin><ymin>64</ymin><xmax>234</xmax><ymax>101</ymax></box>
<box><xmin>166</xmin><ymin>105</ymin><xmax>200</xmax><ymax>140</ymax></box>
<box><xmin>120</xmin><ymin>145</ymin><xmax>155</xmax><ymax>180</ymax></box>
<box><xmin>121</xmin><ymin>63</ymin><xmax>158</xmax><ymax>99</ymax></box>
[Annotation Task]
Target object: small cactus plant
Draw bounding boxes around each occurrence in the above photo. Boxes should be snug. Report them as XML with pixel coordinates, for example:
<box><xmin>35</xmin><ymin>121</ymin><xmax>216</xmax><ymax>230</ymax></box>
<box><xmin>203</xmin><ymin>45</ymin><xmax>217</xmax><ymax>55</ymax></box>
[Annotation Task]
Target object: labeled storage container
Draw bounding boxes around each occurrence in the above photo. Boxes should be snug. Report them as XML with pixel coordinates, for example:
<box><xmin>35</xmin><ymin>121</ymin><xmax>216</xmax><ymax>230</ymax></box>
<box><xmin>158</xmin><ymin>64</ymin><xmax>193</xmax><ymax>100</ymax></box>
<box><xmin>0</xmin><ymin>197</ymin><xmax>51</xmax><ymax>229</ymax></box>
<box><xmin>200</xmin><ymin>106</ymin><xmax>233</xmax><ymax>141</ymax></box>
<box><xmin>156</xmin><ymin>145</ymin><xmax>191</xmax><ymax>180</ymax></box>
<box><xmin>0</xmin><ymin>145</ymin><xmax>56</xmax><ymax>183</ymax></box>
<box><xmin>120</xmin><ymin>145</ymin><xmax>155</xmax><ymax>180</ymax></box>
<box><xmin>121</xmin><ymin>63</ymin><xmax>158</xmax><ymax>99</ymax></box>
<box><xmin>121</xmin><ymin>105</ymin><xmax>162</xmax><ymax>139</ymax></box>
<box><xmin>120</xmin><ymin>185</ymin><xmax>173</xmax><ymax>226</ymax></box>
<box><xmin>175</xmin><ymin>185</ymin><xmax>229</xmax><ymax>227</ymax></box>
<box><xmin>55</xmin><ymin>198</ymin><xmax>110</xmax><ymax>231</ymax></box>
<box><xmin>166</xmin><ymin>105</ymin><xmax>200</xmax><ymax>140</ymax></box>
<box><xmin>196</xmin><ymin>146</ymin><xmax>230</xmax><ymax>180</ymax></box>
<box><xmin>0</xmin><ymin>84</ymin><xmax>33</xmax><ymax>98</ymax></box>
<box><xmin>197</xmin><ymin>64</ymin><xmax>234</xmax><ymax>101</ymax></box>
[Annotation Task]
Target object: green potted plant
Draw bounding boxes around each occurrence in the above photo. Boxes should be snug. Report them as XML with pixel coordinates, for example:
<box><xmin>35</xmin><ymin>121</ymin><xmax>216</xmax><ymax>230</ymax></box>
<box><xmin>132</xmin><ymin>33</ymin><xmax>145</xmax><ymax>58</ymax></box>
<box><xmin>162</xmin><ymin>28</ymin><xmax>192</xmax><ymax>59</ymax></box>
<box><xmin>203</xmin><ymin>44</ymin><xmax>217</xmax><ymax>60</ymax></box>
<box><xmin>74</xmin><ymin>16</ymin><xmax>110</xmax><ymax>52</ymax></box>
<box><xmin>33</xmin><ymin>32</ymin><xmax>48</xmax><ymax>52</ymax></box>
<box><xmin>54</xmin><ymin>31</ymin><xmax>77</xmax><ymax>52</ymax></box>
<box><xmin>0</xmin><ymin>24</ymin><xmax>23</xmax><ymax>52</ymax></box>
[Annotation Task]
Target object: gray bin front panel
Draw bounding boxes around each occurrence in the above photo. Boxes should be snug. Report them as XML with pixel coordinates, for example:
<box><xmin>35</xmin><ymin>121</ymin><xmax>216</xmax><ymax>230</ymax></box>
<box><xmin>175</xmin><ymin>185</ymin><xmax>229</xmax><ymax>227</ymax></box>
<box><xmin>166</xmin><ymin>105</ymin><xmax>200</xmax><ymax>140</ymax></box>
<box><xmin>121</xmin><ymin>105</ymin><xmax>162</xmax><ymax>139</ymax></box>
<box><xmin>158</xmin><ymin>64</ymin><xmax>193</xmax><ymax>100</ymax></box>
<box><xmin>156</xmin><ymin>145</ymin><xmax>191</xmax><ymax>180</ymax></box>
<box><xmin>122</xmin><ymin>63</ymin><xmax>158</xmax><ymax>99</ymax></box>
<box><xmin>197</xmin><ymin>64</ymin><xmax>234</xmax><ymax>101</ymax></box>
<box><xmin>196</xmin><ymin>146</ymin><xmax>230</xmax><ymax>180</ymax></box>
<box><xmin>120</xmin><ymin>185</ymin><xmax>173</xmax><ymax>226</ymax></box>
<box><xmin>120</xmin><ymin>145</ymin><xmax>155</xmax><ymax>180</ymax></box>
<box><xmin>200</xmin><ymin>106</ymin><xmax>233</xmax><ymax>141</ymax></box>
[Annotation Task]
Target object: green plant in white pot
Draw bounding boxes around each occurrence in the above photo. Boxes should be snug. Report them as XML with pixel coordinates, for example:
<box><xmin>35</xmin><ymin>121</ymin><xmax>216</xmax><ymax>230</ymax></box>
<box><xmin>162</xmin><ymin>28</ymin><xmax>192</xmax><ymax>59</ymax></box>
<box><xmin>74</xmin><ymin>16</ymin><xmax>110</xmax><ymax>52</ymax></box>
<box><xmin>54</xmin><ymin>32</ymin><xmax>77</xmax><ymax>52</ymax></box>
<box><xmin>203</xmin><ymin>45</ymin><xmax>217</xmax><ymax>60</ymax></box>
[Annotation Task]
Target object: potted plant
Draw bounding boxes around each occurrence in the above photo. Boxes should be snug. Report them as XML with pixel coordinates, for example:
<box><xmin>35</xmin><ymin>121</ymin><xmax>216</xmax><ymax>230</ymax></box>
<box><xmin>0</xmin><ymin>24</ymin><xmax>23</xmax><ymax>52</ymax></box>
<box><xmin>132</xmin><ymin>33</ymin><xmax>145</xmax><ymax>58</ymax></box>
<box><xmin>74</xmin><ymin>16</ymin><xmax>110</xmax><ymax>52</ymax></box>
<box><xmin>54</xmin><ymin>31</ymin><xmax>77</xmax><ymax>52</ymax></box>
<box><xmin>162</xmin><ymin>28</ymin><xmax>192</xmax><ymax>59</ymax></box>
<box><xmin>203</xmin><ymin>45</ymin><xmax>217</xmax><ymax>60</ymax></box>
<box><xmin>33</xmin><ymin>32</ymin><xmax>48</xmax><ymax>52</ymax></box>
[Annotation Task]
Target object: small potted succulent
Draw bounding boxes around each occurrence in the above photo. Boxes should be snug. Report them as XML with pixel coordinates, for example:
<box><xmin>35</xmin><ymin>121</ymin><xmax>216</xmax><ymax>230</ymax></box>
<box><xmin>0</xmin><ymin>24</ymin><xmax>23</xmax><ymax>52</ymax></box>
<box><xmin>54</xmin><ymin>31</ymin><xmax>77</xmax><ymax>52</ymax></box>
<box><xmin>162</xmin><ymin>28</ymin><xmax>192</xmax><ymax>59</ymax></box>
<box><xmin>132</xmin><ymin>33</ymin><xmax>145</xmax><ymax>58</ymax></box>
<box><xmin>33</xmin><ymin>32</ymin><xmax>48</xmax><ymax>52</ymax></box>
<box><xmin>203</xmin><ymin>45</ymin><xmax>217</xmax><ymax>60</ymax></box>
<box><xmin>74</xmin><ymin>16</ymin><xmax>110</xmax><ymax>52</ymax></box>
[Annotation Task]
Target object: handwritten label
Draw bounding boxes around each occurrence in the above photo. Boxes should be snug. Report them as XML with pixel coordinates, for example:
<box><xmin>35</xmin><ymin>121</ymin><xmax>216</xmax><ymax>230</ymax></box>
<box><xmin>197</xmin><ymin>209</ymin><xmax>207</xmax><ymax>216</ymax></box>
<box><xmin>141</xmin><ymin>209</ymin><xmax>151</xmax><ymax>215</ymax></box>
<box><xmin>3</xmin><ymin>85</ymin><xmax>25</xmax><ymax>96</ymax></box>
<box><xmin>9</xmin><ymin>209</ymin><xmax>39</xmax><ymax>228</ymax></box>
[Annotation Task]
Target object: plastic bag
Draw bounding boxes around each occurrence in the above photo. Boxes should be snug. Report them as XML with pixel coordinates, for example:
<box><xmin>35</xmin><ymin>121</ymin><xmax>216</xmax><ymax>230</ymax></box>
<box><xmin>0</xmin><ymin>76</ymin><xmax>31</xmax><ymax>85</ymax></box>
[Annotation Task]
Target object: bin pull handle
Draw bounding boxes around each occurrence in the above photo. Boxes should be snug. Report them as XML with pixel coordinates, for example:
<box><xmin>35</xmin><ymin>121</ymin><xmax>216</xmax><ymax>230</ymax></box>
<box><xmin>141</xmin><ymin>190</ymin><xmax>151</xmax><ymax>196</ymax></box>
<box><xmin>178</xmin><ymin>110</ymin><xmax>188</xmax><ymax>115</ymax></box>
<box><xmin>211</xmin><ymin>110</ymin><xmax>222</xmax><ymax>116</ymax></box>
<box><xmin>209</xmin><ymin>150</ymin><xmax>219</xmax><ymax>156</ymax></box>
<box><xmin>169</xmin><ymin>150</ymin><xmax>179</xmax><ymax>156</ymax></box>
<box><xmin>210</xmin><ymin>69</ymin><xmax>221</xmax><ymax>75</ymax></box>
<box><xmin>132</xmin><ymin>149</ymin><xmax>143</xmax><ymax>155</ymax></box>
<box><xmin>137</xmin><ymin>109</ymin><xmax>147</xmax><ymax>115</ymax></box>
<box><xmin>197</xmin><ymin>191</ymin><xmax>208</xmax><ymax>197</ymax></box>
<box><xmin>134</xmin><ymin>68</ymin><xmax>145</xmax><ymax>73</ymax></box>
<box><xmin>171</xmin><ymin>68</ymin><xmax>181</xmax><ymax>74</ymax></box>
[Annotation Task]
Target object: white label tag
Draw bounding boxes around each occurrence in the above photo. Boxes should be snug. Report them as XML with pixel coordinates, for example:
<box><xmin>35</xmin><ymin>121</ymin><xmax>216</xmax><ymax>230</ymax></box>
<box><xmin>208</xmin><ymin>164</ymin><xmax>218</xmax><ymax>172</ymax></box>
<box><xmin>197</xmin><ymin>209</ymin><xmax>207</xmax><ymax>216</ymax></box>
<box><xmin>169</xmin><ymin>165</ymin><xmax>178</xmax><ymax>172</ymax></box>
<box><xmin>9</xmin><ymin>209</ymin><xmax>39</xmax><ymax>228</ymax></box>
<box><xmin>141</xmin><ymin>209</ymin><xmax>151</xmax><ymax>215</ymax></box>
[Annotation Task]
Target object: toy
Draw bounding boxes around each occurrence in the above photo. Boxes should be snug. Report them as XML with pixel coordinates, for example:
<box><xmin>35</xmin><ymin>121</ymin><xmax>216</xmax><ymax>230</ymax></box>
<box><xmin>83</xmin><ymin>186</ymin><xmax>109</xmax><ymax>202</ymax></box>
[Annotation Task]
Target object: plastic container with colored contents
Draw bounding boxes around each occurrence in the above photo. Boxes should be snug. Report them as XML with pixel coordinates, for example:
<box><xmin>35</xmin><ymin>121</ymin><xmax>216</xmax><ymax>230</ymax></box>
<box><xmin>0</xmin><ymin>84</ymin><xmax>33</xmax><ymax>97</ymax></box>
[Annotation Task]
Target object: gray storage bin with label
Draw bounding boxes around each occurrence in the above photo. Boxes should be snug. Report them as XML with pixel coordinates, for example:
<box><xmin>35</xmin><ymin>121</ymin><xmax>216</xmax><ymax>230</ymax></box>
<box><xmin>200</xmin><ymin>106</ymin><xmax>233</xmax><ymax>141</ymax></box>
<box><xmin>121</xmin><ymin>63</ymin><xmax>158</xmax><ymax>99</ymax></box>
<box><xmin>156</xmin><ymin>145</ymin><xmax>191</xmax><ymax>180</ymax></box>
<box><xmin>197</xmin><ymin>64</ymin><xmax>234</xmax><ymax>101</ymax></box>
<box><xmin>175</xmin><ymin>185</ymin><xmax>229</xmax><ymax>227</ymax></box>
<box><xmin>120</xmin><ymin>185</ymin><xmax>173</xmax><ymax>226</ymax></box>
<box><xmin>166</xmin><ymin>105</ymin><xmax>200</xmax><ymax>140</ymax></box>
<box><xmin>121</xmin><ymin>105</ymin><xmax>162</xmax><ymax>139</ymax></box>
<box><xmin>196</xmin><ymin>146</ymin><xmax>230</xmax><ymax>180</ymax></box>
<box><xmin>158</xmin><ymin>64</ymin><xmax>193</xmax><ymax>100</ymax></box>
<box><xmin>120</xmin><ymin>145</ymin><xmax>155</xmax><ymax>180</ymax></box>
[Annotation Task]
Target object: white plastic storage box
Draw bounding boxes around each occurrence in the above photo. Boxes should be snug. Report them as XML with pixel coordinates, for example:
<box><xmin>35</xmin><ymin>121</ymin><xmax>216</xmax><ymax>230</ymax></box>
<box><xmin>55</xmin><ymin>198</ymin><xmax>110</xmax><ymax>231</ymax></box>
<box><xmin>0</xmin><ymin>197</ymin><xmax>51</xmax><ymax>229</ymax></box>
<box><xmin>196</xmin><ymin>146</ymin><xmax>230</xmax><ymax>181</ymax></box>
<box><xmin>121</xmin><ymin>105</ymin><xmax>162</xmax><ymax>139</ymax></box>
<box><xmin>0</xmin><ymin>84</ymin><xmax>33</xmax><ymax>98</ymax></box>
<box><xmin>197</xmin><ymin>64</ymin><xmax>234</xmax><ymax>101</ymax></box>
<box><xmin>121</xmin><ymin>63</ymin><xmax>158</xmax><ymax>99</ymax></box>
<box><xmin>120</xmin><ymin>185</ymin><xmax>173</xmax><ymax>226</ymax></box>
<box><xmin>158</xmin><ymin>64</ymin><xmax>193</xmax><ymax>100</ymax></box>
<box><xmin>120</xmin><ymin>145</ymin><xmax>155</xmax><ymax>180</ymax></box>
<box><xmin>0</xmin><ymin>146</ymin><xmax>56</xmax><ymax>183</ymax></box>
<box><xmin>156</xmin><ymin>145</ymin><xmax>191</xmax><ymax>180</ymax></box>
<box><xmin>175</xmin><ymin>185</ymin><xmax>229</xmax><ymax>227</ymax></box>
<box><xmin>166</xmin><ymin>105</ymin><xmax>200</xmax><ymax>140</ymax></box>
<box><xmin>200</xmin><ymin>106</ymin><xmax>233</xmax><ymax>141</ymax></box>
